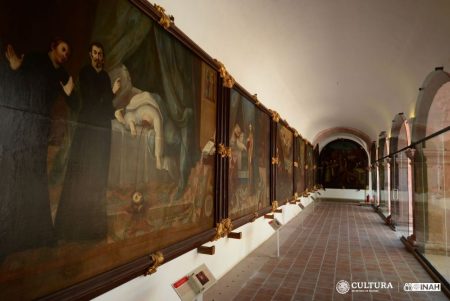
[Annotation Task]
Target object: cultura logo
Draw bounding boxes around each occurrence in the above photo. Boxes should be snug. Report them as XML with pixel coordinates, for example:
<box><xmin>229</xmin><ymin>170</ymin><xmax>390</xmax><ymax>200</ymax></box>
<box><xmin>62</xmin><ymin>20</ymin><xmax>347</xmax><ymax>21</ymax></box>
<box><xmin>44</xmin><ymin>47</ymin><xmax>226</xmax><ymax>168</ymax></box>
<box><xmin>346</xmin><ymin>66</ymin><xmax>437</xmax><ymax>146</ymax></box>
<box><xmin>336</xmin><ymin>280</ymin><xmax>395</xmax><ymax>293</ymax></box>
<box><xmin>352</xmin><ymin>282</ymin><xmax>393</xmax><ymax>289</ymax></box>
<box><xmin>336</xmin><ymin>280</ymin><xmax>350</xmax><ymax>294</ymax></box>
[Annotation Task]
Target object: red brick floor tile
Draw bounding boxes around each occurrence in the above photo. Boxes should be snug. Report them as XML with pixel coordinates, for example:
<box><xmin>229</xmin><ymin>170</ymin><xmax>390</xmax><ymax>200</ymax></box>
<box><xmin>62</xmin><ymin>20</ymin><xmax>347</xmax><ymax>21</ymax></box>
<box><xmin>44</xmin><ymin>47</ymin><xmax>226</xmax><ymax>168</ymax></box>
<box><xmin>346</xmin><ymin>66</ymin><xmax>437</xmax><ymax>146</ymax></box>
<box><xmin>272</xmin><ymin>293</ymin><xmax>294</xmax><ymax>300</ymax></box>
<box><xmin>233</xmin><ymin>295</ymin><xmax>253</xmax><ymax>301</ymax></box>
<box><xmin>312</xmin><ymin>292</ymin><xmax>333</xmax><ymax>301</ymax></box>
<box><xmin>206</xmin><ymin>202</ymin><xmax>448</xmax><ymax>301</ymax></box>
<box><xmin>334</xmin><ymin>294</ymin><xmax>353</xmax><ymax>301</ymax></box>
<box><xmin>351</xmin><ymin>293</ymin><xmax>371</xmax><ymax>301</ymax></box>
<box><xmin>296</xmin><ymin>286</ymin><xmax>315</xmax><ymax>295</ymax></box>
<box><xmin>277</xmin><ymin>287</ymin><xmax>296</xmax><ymax>295</ymax></box>
<box><xmin>315</xmin><ymin>286</ymin><xmax>335</xmax><ymax>295</ymax></box>
<box><xmin>252</xmin><ymin>292</ymin><xmax>274</xmax><ymax>301</ymax></box>
<box><xmin>391</xmin><ymin>293</ymin><xmax>413</xmax><ymax>301</ymax></box>
<box><xmin>292</xmin><ymin>293</ymin><xmax>315</xmax><ymax>301</ymax></box>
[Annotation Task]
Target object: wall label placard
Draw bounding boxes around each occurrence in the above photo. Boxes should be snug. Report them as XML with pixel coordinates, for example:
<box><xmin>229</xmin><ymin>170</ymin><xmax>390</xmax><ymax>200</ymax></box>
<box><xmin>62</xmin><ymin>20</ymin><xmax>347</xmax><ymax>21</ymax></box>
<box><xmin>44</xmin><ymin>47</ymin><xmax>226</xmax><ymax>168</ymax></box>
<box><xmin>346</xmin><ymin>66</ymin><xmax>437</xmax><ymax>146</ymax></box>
<box><xmin>172</xmin><ymin>264</ymin><xmax>216</xmax><ymax>301</ymax></box>
<box><xmin>269</xmin><ymin>218</ymin><xmax>283</xmax><ymax>231</ymax></box>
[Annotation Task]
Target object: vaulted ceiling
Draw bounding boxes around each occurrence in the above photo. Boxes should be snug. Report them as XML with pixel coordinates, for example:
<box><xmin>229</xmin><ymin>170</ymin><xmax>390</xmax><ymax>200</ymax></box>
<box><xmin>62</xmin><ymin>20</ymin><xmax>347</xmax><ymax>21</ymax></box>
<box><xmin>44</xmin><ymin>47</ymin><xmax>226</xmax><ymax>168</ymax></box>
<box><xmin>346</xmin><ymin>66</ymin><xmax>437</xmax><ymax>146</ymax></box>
<box><xmin>155</xmin><ymin>0</ymin><xmax>450</xmax><ymax>144</ymax></box>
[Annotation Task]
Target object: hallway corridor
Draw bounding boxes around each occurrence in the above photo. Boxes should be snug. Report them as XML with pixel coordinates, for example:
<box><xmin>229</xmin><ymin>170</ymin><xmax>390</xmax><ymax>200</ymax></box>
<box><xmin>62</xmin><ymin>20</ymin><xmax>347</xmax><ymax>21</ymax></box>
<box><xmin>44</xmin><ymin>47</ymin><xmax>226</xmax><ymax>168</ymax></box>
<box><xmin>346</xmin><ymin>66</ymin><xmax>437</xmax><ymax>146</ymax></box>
<box><xmin>205</xmin><ymin>200</ymin><xmax>448</xmax><ymax>301</ymax></box>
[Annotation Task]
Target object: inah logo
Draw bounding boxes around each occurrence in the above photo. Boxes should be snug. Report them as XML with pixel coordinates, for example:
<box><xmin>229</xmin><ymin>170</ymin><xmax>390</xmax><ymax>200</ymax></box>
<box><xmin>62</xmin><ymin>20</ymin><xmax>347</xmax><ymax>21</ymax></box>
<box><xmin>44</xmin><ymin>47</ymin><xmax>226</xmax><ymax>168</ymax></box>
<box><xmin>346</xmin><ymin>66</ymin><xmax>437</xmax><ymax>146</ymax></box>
<box><xmin>336</xmin><ymin>280</ymin><xmax>350</xmax><ymax>294</ymax></box>
<box><xmin>403</xmin><ymin>282</ymin><xmax>441</xmax><ymax>292</ymax></box>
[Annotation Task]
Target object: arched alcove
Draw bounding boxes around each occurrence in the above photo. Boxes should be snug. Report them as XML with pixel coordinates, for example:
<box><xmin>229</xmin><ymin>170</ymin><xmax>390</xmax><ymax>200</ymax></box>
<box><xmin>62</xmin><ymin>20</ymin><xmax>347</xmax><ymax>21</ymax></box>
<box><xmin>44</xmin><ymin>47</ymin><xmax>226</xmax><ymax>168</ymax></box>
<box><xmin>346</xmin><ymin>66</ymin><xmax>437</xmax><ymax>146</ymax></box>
<box><xmin>389</xmin><ymin>114</ymin><xmax>406</xmax><ymax>220</ymax></box>
<box><xmin>412</xmin><ymin>70</ymin><xmax>450</xmax><ymax>282</ymax></box>
<box><xmin>370</xmin><ymin>141</ymin><xmax>378</xmax><ymax>203</ymax></box>
<box><xmin>319</xmin><ymin>139</ymin><xmax>368</xmax><ymax>189</ymax></box>
<box><xmin>389</xmin><ymin>113</ymin><xmax>413</xmax><ymax>238</ymax></box>
<box><xmin>390</xmin><ymin>113</ymin><xmax>407</xmax><ymax>154</ymax></box>
<box><xmin>377</xmin><ymin>131</ymin><xmax>390</xmax><ymax>217</ymax></box>
<box><xmin>412</xmin><ymin>70</ymin><xmax>450</xmax><ymax>142</ymax></box>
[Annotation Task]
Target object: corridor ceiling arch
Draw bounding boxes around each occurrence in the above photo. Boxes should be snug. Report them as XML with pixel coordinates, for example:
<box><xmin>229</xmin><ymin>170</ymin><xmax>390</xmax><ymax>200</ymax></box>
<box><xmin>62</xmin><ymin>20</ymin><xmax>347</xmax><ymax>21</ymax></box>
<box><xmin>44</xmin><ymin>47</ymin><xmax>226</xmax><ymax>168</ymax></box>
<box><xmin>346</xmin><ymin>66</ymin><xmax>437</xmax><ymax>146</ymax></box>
<box><xmin>313</xmin><ymin>127</ymin><xmax>371</xmax><ymax>154</ymax></box>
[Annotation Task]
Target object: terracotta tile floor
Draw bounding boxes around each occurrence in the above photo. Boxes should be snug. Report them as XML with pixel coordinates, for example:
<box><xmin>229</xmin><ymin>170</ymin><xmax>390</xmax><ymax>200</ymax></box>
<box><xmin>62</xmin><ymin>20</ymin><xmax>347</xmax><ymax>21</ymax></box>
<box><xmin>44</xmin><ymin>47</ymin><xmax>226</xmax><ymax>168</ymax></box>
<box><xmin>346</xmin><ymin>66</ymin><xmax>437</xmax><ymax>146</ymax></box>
<box><xmin>205</xmin><ymin>201</ymin><xmax>449</xmax><ymax>301</ymax></box>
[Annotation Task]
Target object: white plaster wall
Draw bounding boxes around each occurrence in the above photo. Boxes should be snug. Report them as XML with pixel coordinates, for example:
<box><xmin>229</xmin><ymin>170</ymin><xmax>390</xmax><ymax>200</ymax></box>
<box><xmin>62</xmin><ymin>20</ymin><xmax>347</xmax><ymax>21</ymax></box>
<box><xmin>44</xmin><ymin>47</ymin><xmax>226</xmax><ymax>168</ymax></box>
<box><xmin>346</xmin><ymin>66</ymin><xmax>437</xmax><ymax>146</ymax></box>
<box><xmin>319</xmin><ymin>188</ymin><xmax>366</xmax><ymax>201</ymax></box>
<box><xmin>94</xmin><ymin>195</ymin><xmax>316</xmax><ymax>301</ymax></box>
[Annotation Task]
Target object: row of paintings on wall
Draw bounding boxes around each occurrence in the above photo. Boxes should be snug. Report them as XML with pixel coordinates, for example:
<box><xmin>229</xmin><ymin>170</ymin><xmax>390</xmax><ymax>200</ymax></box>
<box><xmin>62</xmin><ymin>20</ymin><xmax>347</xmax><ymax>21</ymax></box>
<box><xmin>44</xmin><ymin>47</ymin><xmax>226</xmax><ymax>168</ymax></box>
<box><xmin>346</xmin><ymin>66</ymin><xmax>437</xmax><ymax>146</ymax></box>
<box><xmin>0</xmin><ymin>0</ymin><xmax>318</xmax><ymax>299</ymax></box>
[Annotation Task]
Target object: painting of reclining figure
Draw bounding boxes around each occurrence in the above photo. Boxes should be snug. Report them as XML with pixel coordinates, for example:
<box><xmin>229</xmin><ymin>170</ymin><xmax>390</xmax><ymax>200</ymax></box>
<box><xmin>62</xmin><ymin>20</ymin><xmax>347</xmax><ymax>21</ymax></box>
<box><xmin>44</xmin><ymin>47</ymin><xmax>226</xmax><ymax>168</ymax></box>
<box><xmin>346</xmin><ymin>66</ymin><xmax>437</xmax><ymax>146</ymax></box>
<box><xmin>228</xmin><ymin>89</ymin><xmax>270</xmax><ymax>219</ymax></box>
<box><xmin>0</xmin><ymin>0</ymin><xmax>216</xmax><ymax>298</ymax></box>
<box><xmin>276</xmin><ymin>123</ymin><xmax>294</xmax><ymax>202</ymax></box>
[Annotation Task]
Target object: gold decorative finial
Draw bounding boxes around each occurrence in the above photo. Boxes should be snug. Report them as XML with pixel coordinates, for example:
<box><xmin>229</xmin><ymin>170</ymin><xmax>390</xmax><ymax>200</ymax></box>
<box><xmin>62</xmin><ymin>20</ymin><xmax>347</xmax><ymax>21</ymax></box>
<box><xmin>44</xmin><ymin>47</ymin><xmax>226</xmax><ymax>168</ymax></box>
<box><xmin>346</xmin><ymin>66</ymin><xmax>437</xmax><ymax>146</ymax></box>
<box><xmin>294</xmin><ymin>161</ymin><xmax>299</xmax><ymax>168</ymax></box>
<box><xmin>212</xmin><ymin>221</ymin><xmax>224</xmax><ymax>241</ymax></box>
<box><xmin>214</xmin><ymin>59</ymin><xmax>235</xmax><ymax>88</ymax></box>
<box><xmin>217</xmin><ymin>143</ymin><xmax>231</xmax><ymax>158</ymax></box>
<box><xmin>153</xmin><ymin>4</ymin><xmax>174</xmax><ymax>29</ymax></box>
<box><xmin>269</xmin><ymin>110</ymin><xmax>280</xmax><ymax>122</ymax></box>
<box><xmin>252</xmin><ymin>94</ymin><xmax>260</xmax><ymax>105</ymax></box>
<box><xmin>302</xmin><ymin>189</ymin><xmax>310</xmax><ymax>197</ymax></box>
<box><xmin>146</xmin><ymin>251</ymin><xmax>164</xmax><ymax>275</ymax></box>
<box><xmin>272</xmin><ymin>201</ymin><xmax>279</xmax><ymax>212</ymax></box>
<box><xmin>223</xmin><ymin>218</ymin><xmax>233</xmax><ymax>234</ymax></box>
<box><xmin>271</xmin><ymin>157</ymin><xmax>279</xmax><ymax>165</ymax></box>
<box><xmin>212</xmin><ymin>218</ymin><xmax>233</xmax><ymax>241</ymax></box>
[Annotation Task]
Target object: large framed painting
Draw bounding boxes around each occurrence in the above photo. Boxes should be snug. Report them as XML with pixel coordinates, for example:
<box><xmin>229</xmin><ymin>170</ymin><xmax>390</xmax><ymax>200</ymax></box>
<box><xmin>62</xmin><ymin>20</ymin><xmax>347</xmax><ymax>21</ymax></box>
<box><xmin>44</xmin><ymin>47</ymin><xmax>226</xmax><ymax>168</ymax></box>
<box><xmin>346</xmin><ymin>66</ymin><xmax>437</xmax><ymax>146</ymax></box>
<box><xmin>228</xmin><ymin>88</ymin><xmax>270</xmax><ymax>220</ymax></box>
<box><xmin>295</xmin><ymin>136</ymin><xmax>305</xmax><ymax>194</ymax></box>
<box><xmin>275</xmin><ymin>122</ymin><xmax>294</xmax><ymax>203</ymax></box>
<box><xmin>313</xmin><ymin>145</ymin><xmax>319</xmax><ymax>187</ymax></box>
<box><xmin>319</xmin><ymin>139</ymin><xmax>368</xmax><ymax>189</ymax></box>
<box><xmin>0</xmin><ymin>0</ymin><xmax>219</xmax><ymax>298</ymax></box>
<box><xmin>305</xmin><ymin>142</ymin><xmax>314</xmax><ymax>189</ymax></box>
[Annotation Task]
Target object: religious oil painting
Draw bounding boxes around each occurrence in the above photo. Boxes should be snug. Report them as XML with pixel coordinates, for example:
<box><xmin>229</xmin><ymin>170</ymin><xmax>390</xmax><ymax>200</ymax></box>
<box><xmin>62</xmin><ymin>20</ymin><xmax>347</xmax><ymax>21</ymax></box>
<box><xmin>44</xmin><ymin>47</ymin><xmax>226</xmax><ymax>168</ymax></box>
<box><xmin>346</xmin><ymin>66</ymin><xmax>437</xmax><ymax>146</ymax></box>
<box><xmin>275</xmin><ymin>123</ymin><xmax>294</xmax><ymax>202</ymax></box>
<box><xmin>228</xmin><ymin>89</ymin><xmax>270</xmax><ymax>219</ymax></box>
<box><xmin>299</xmin><ymin>138</ymin><xmax>306</xmax><ymax>193</ymax></box>
<box><xmin>306</xmin><ymin>143</ymin><xmax>314</xmax><ymax>189</ymax></box>
<box><xmin>0</xmin><ymin>0</ymin><xmax>216</xmax><ymax>298</ymax></box>
<box><xmin>318</xmin><ymin>139</ymin><xmax>368</xmax><ymax>189</ymax></box>
<box><xmin>294</xmin><ymin>137</ymin><xmax>305</xmax><ymax>194</ymax></box>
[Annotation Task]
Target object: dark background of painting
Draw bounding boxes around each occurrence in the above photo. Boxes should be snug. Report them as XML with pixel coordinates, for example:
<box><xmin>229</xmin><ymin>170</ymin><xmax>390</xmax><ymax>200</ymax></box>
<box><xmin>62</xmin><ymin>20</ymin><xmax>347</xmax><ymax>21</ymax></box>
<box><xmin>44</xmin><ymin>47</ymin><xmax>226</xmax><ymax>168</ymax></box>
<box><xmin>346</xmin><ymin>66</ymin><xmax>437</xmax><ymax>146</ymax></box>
<box><xmin>319</xmin><ymin>139</ymin><xmax>368</xmax><ymax>189</ymax></box>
